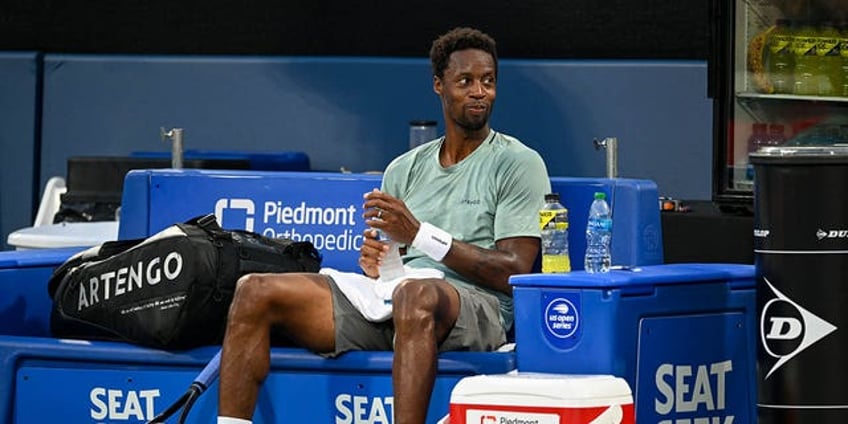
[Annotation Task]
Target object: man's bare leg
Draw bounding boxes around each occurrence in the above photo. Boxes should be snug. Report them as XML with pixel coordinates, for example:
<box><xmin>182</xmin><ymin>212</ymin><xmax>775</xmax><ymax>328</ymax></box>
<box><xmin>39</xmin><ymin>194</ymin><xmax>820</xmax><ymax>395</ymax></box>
<box><xmin>218</xmin><ymin>272</ymin><xmax>337</xmax><ymax>419</ymax></box>
<box><xmin>391</xmin><ymin>279</ymin><xmax>461</xmax><ymax>424</ymax></box>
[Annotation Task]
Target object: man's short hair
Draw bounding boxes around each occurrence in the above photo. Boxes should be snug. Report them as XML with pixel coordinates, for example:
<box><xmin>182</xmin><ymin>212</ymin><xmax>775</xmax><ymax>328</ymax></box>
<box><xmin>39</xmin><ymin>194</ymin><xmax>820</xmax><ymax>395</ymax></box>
<box><xmin>429</xmin><ymin>27</ymin><xmax>498</xmax><ymax>79</ymax></box>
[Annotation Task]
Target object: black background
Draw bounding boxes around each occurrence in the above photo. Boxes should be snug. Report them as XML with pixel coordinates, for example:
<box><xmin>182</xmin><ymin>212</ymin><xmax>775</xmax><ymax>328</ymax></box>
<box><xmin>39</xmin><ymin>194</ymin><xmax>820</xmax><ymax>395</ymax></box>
<box><xmin>0</xmin><ymin>0</ymin><xmax>710</xmax><ymax>59</ymax></box>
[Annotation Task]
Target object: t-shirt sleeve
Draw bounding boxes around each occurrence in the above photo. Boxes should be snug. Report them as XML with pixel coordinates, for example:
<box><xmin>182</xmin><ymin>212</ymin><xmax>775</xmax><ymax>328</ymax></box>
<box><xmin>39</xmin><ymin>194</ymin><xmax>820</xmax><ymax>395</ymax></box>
<box><xmin>380</xmin><ymin>157</ymin><xmax>406</xmax><ymax>198</ymax></box>
<box><xmin>494</xmin><ymin>149</ymin><xmax>552</xmax><ymax>241</ymax></box>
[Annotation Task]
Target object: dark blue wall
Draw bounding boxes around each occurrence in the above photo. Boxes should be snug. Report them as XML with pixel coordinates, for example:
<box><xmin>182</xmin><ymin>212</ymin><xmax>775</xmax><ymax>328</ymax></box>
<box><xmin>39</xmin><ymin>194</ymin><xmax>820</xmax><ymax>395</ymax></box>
<box><xmin>2</xmin><ymin>54</ymin><xmax>713</xmax><ymax>247</ymax></box>
<box><xmin>0</xmin><ymin>53</ymin><xmax>39</xmax><ymax>249</ymax></box>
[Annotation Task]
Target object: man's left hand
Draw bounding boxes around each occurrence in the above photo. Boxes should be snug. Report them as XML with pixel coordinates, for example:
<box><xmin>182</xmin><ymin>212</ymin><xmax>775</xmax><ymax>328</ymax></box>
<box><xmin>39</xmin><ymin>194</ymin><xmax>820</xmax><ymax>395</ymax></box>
<box><xmin>363</xmin><ymin>189</ymin><xmax>420</xmax><ymax>244</ymax></box>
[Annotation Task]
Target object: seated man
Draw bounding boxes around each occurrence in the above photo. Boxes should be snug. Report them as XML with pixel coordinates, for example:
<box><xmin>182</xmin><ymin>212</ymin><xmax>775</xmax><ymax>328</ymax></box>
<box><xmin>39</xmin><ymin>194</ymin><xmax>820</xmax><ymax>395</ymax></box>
<box><xmin>218</xmin><ymin>27</ymin><xmax>551</xmax><ymax>424</ymax></box>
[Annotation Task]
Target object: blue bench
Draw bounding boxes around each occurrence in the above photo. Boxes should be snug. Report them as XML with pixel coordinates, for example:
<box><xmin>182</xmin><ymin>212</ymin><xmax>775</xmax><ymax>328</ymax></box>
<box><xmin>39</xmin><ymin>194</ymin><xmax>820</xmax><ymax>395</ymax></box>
<box><xmin>0</xmin><ymin>169</ymin><xmax>663</xmax><ymax>423</ymax></box>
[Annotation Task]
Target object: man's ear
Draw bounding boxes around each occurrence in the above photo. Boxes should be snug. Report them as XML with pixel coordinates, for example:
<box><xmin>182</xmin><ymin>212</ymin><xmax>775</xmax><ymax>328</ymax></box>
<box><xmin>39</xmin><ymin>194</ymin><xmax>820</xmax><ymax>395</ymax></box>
<box><xmin>433</xmin><ymin>75</ymin><xmax>442</xmax><ymax>96</ymax></box>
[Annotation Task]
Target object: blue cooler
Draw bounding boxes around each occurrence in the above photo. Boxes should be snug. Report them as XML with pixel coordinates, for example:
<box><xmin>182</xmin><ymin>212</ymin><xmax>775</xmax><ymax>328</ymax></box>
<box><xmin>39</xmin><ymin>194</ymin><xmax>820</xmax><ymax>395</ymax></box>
<box><xmin>510</xmin><ymin>263</ymin><xmax>756</xmax><ymax>424</ymax></box>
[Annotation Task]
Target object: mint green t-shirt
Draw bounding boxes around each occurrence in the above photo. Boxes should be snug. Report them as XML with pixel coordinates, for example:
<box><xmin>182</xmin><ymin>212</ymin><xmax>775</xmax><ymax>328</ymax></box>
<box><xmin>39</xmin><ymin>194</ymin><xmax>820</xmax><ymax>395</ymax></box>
<box><xmin>380</xmin><ymin>130</ymin><xmax>551</xmax><ymax>329</ymax></box>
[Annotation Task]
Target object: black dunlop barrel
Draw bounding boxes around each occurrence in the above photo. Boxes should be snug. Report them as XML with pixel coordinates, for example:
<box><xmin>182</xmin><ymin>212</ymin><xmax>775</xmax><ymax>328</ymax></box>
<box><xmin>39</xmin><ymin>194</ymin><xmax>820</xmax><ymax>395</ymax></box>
<box><xmin>750</xmin><ymin>146</ymin><xmax>848</xmax><ymax>423</ymax></box>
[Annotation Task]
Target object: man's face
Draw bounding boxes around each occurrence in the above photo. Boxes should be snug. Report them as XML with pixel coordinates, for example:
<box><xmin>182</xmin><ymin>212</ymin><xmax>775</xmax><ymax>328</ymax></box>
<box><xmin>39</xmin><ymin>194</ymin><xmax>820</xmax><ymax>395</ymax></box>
<box><xmin>434</xmin><ymin>49</ymin><xmax>496</xmax><ymax>132</ymax></box>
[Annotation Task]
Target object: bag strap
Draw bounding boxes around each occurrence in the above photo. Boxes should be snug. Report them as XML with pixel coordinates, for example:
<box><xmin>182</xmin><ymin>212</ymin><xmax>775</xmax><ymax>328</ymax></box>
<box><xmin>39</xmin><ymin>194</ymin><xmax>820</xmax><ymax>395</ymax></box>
<box><xmin>228</xmin><ymin>230</ymin><xmax>322</xmax><ymax>273</ymax></box>
<box><xmin>180</xmin><ymin>214</ymin><xmax>239</xmax><ymax>302</ymax></box>
<box><xmin>185</xmin><ymin>213</ymin><xmax>224</xmax><ymax>234</ymax></box>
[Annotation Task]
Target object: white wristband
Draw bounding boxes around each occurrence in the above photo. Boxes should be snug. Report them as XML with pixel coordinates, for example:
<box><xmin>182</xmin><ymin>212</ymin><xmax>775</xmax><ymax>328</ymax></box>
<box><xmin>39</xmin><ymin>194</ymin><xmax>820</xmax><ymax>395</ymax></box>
<box><xmin>411</xmin><ymin>222</ymin><xmax>453</xmax><ymax>261</ymax></box>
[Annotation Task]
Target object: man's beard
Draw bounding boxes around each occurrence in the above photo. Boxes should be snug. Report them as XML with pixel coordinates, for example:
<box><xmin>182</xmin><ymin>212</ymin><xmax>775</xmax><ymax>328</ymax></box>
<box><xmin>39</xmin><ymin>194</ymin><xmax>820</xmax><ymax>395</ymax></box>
<box><xmin>456</xmin><ymin>112</ymin><xmax>489</xmax><ymax>131</ymax></box>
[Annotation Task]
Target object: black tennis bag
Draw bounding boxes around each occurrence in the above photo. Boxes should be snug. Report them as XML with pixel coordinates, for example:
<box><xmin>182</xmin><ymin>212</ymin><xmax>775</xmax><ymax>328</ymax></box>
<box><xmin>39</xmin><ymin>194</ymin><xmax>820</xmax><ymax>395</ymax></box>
<box><xmin>47</xmin><ymin>214</ymin><xmax>321</xmax><ymax>350</ymax></box>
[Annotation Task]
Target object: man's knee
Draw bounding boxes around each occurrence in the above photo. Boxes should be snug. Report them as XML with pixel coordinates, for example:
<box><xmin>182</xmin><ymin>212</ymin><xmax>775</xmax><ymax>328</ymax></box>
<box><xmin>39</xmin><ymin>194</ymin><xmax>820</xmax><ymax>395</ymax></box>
<box><xmin>392</xmin><ymin>279</ymin><xmax>440</xmax><ymax>325</ymax></box>
<box><xmin>230</xmin><ymin>273</ymin><xmax>279</xmax><ymax>318</ymax></box>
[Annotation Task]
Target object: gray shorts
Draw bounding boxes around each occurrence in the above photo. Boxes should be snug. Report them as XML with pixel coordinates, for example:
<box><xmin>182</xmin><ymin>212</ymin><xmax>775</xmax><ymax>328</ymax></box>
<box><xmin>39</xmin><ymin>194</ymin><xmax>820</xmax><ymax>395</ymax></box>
<box><xmin>323</xmin><ymin>276</ymin><xmax>506</xmax><ymax>358</ymax></box>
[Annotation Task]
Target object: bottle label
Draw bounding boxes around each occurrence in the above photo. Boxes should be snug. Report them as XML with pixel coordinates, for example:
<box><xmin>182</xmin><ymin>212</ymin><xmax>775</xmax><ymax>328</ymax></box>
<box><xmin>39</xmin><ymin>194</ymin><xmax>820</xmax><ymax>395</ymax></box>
<box><xmin>816</xmin><ymin>37</ymin><xmax>839</xmax><ymax>57</ymax></box>
<box><xmin>588</xmin><ymin>217</ymin><xmax>612</xmax><ymax>231</ymax></box>
<box><xmin>792</xmin><ymin>36</ymin><xmax>817</xmax><ymax>56</ymax></box>
<box><xmin>768</xmin><ymin>34</ymin><xmax>792</xmax><ymax>55</ymax></box>
<box><xmin>539</xmin><ymin>209</ymin><xmax>568</xmax><ymax>231</ymax></box>
<box><xmin>542</xmin><ymin>253</ymin><xmax>571</xmax><ymax>273</ymax></box>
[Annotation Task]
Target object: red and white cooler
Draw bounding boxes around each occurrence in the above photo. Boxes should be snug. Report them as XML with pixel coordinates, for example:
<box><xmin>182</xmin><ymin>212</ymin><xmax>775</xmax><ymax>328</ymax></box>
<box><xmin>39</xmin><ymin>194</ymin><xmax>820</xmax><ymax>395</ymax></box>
<box><xmin>448</xmin><ymin>373</ymin><xmax>634</xmax><ymax>424</ymax></box>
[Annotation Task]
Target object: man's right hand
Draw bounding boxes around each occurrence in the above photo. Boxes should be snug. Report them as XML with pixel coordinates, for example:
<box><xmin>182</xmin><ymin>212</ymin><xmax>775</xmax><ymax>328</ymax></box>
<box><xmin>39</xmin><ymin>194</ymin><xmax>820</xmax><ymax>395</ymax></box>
<box><xmin>358</xmin><ymin>228</ymin><xmax>388</xmax><ymax>278</ymax></box>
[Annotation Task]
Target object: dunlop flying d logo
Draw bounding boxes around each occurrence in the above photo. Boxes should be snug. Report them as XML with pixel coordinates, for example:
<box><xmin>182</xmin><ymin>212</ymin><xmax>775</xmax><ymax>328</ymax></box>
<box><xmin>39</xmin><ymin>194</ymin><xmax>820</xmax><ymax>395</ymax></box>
<box><xmin>215</xmin><ymin>198</ymin><xmax>256</xmax><ymax>231</ymax></box>
<box><xmin>760</xmin><ymin>277</ymin><xmax>838</xmax><ymax>378</ymax></box>
<box><xmin>816</xmin><ymin>228</ymin><xmax>848</xmax><ymax>240</ymax></box>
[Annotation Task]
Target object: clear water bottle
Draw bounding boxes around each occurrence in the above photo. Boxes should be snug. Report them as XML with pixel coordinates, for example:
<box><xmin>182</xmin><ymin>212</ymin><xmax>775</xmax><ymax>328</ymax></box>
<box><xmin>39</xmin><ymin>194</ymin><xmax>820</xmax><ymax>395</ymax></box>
<box><xmin>540</xmin><ymin>193</ymin><xmax>570</xmax><ymax>273</ymax></box>
<box><xmin>377</xmin><ymin>231</ymin><xmax>405</xmax><ymax>281</ymax></box>
<box><xmin>409</xmin><ymin>120</ymin><xmax>438</xmax><ymax>150</ymax></box>
<box><xmin>584</xmin><ymin>192</ymin><xmax>612</xmax><ymax>273</ymax></box>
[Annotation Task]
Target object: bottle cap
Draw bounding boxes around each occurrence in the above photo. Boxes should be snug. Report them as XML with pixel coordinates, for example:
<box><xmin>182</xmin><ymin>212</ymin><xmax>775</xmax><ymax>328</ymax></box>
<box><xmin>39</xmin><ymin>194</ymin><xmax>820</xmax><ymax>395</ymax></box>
<box><xmin>544</xmin><ymin>193</ymin><xmax>560</xmax><ymax>203</ymax></box>
<box><xmin>594</xmin><ymin>192</ymin><xmax>606</xmax><ymax>200</ymax></box>
<box><xmin>409</xmin><ymin>120</ymin><xmax>437</xmax><ymax>127</ymax></box>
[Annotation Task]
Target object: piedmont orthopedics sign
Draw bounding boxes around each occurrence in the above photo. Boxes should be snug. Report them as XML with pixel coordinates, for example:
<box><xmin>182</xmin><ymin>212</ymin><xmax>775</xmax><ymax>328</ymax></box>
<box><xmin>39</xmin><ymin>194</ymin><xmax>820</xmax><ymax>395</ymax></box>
<box><xmin>216</xmin><ymin>198</ymin><xmax>366</xmax><ymax>252</ymax></box>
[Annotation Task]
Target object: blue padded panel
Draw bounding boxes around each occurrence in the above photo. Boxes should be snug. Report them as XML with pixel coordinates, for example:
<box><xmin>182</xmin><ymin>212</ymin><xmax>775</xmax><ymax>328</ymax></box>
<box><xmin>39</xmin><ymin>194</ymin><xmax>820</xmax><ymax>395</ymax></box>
<box><xmin>119</xmin><ymin>170</ymin><xmax>663</xmax><ymax>271</ymax></box>
<box><xmin>119</xmin><ymin>169</ymin><xmax>383</xmax><ymax>272</ymax></box>
<box><xmin>1</xmin><ymin>337</ymin><xmax>514</xmax><ymax>423</ymax></box>
<box><xmin>0</xmin><ymin>247</ymin><xmax>83</xmax><ymax>337</ymax></box>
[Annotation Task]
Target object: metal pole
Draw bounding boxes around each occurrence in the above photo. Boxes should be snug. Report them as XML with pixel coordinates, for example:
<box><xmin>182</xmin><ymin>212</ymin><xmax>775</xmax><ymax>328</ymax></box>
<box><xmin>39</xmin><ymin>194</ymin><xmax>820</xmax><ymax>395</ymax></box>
<box><xmin>592</xmin><ymin>137</ymin><xmax>619</xmax><ymax>179</ymax></box>
<box><xmin>605</xmin><ymin>137</ymin><xmax>618</xmax><ymax>179</ymax></box>
<box><xmin>160</xmin><ymin>127</ymin><xmax>184</xmax><ymax>169</ymax></box>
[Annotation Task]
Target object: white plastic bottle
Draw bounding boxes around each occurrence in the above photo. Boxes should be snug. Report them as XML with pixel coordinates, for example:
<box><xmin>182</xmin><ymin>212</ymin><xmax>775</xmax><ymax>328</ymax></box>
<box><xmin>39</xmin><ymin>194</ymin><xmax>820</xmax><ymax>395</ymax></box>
<box><xmin>378</xmin><ymin>233</ymin><xmax>405</xmax><ymax>281</ymax></box>
<box><xmin>540</xmin><ymin>193</ymin><xmax>571</xmax><ymax>273</ymax></box>
<box><xmin>584</xmin><ymin>192</ymin><xmax>612</xmax><ymax>273</ymax></box>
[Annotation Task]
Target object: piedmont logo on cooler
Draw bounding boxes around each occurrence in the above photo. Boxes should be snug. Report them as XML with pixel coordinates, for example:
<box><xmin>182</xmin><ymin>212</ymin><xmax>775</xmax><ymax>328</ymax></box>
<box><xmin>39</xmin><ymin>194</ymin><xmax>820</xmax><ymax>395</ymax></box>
<box><xmin>466</xmin><ymin>410</ymin><xmax>559</xmax><ymax>424</ymax></box>
<box><xmin>760</xmin><ymin>277</ymin><xmax>838</xmax><ymax>378</ymax></box>
<box><xmin>461</xmin><ymin>404</ymin><xmax>624</xmax><ymax>424</ymax></box>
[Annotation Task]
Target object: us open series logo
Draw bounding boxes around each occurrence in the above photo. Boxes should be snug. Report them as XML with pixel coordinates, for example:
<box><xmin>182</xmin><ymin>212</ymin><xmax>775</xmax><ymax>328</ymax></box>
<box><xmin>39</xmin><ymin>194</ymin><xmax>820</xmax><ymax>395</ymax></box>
<box><xmin>545</xmin><ymin>297</ymin><xmax>580</xmax><ymax>339</ymax></box>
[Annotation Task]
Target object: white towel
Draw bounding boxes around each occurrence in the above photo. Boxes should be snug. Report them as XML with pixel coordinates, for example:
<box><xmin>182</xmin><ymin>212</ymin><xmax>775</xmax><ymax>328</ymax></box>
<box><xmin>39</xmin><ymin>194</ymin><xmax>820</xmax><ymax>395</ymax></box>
<box><xmin>320</xmin><ymin>266</ymin><xmax>444</xmax><ymax>322</ymax></box>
